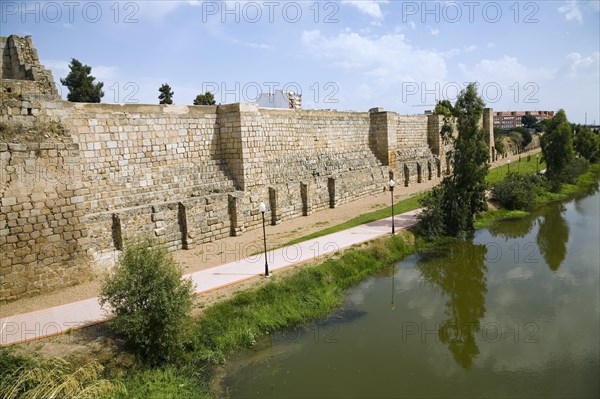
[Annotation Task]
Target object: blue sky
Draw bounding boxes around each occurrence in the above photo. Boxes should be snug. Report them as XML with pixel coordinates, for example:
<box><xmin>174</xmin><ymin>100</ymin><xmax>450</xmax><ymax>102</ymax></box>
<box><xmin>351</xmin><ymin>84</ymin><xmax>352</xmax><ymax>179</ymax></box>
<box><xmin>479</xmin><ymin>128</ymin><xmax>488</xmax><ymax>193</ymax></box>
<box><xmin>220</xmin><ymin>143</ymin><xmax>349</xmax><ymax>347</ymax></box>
<box><xmin>2</xmin><ymin>0</ymin><xmax>599</xmax><ymax>123</ymax></box>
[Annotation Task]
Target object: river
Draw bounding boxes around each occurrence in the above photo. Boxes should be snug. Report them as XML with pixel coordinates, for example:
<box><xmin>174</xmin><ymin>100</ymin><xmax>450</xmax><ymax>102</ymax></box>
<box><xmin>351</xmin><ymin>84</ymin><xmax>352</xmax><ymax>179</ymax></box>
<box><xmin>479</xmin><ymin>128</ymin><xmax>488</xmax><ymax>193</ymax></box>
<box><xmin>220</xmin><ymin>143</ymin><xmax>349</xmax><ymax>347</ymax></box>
<box><xmin>222</xmin><ymin>184</ymin><xmax>600</xmax><ymax>398</ymax></box>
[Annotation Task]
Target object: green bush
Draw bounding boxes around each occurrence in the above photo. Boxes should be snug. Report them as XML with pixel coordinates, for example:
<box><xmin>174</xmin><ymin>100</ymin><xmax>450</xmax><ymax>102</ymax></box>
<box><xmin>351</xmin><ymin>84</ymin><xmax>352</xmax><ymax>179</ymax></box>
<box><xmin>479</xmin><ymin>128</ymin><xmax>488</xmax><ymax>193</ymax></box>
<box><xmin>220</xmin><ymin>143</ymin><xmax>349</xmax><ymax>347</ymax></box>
<box><xmin>100</xmin><ymin>239</ymin><xmax>195</xmax><ymax>365</ymax></box>
<box><xmin>561</xmin><ymin>157</ymin><xmax>589</xmax><ymax>184</ymax></box>
<box><xmin>416</xmin><ymin>185</ymin><xmax>447</xmax><ymax>239</ymax></box>
<box><xmin>491</xmin><ymin>173</ymin><xmax>544</xmax><ymax>210</ymax></box>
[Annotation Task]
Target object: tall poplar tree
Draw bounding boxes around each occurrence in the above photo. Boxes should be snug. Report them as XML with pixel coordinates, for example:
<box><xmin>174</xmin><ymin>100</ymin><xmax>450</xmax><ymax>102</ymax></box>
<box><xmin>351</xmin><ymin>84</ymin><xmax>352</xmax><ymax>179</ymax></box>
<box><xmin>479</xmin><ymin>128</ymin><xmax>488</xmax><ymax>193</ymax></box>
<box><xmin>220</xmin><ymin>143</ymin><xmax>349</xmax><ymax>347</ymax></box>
<box><xmin>540</xmin><ymin>109</ymin><xmax>574</xmax><ymax>189</ymax></box>
<box><xmin>419</xmin><ymin>83</ymin><xmax>490</xmax><ymax>237</ymax></box>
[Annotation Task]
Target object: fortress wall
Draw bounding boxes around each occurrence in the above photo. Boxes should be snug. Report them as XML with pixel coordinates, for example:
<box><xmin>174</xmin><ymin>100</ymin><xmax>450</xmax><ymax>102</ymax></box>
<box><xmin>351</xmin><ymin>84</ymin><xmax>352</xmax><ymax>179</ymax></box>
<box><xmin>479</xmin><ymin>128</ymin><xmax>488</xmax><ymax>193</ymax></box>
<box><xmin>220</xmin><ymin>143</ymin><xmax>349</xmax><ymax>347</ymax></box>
<box><xmin>0</xmin><ymin>141</ymin><xmax>92</xmax><ymax>303</ymax></box>
<box><xmin>52</xmin><ymin>103</ymin><xmax>233</xmax><ymax>212</ymax></box>
<box><xmin>47</xmin><ymin>103</ymin><xmax>238</xmax><ymax>256</ymax></box>
<box><xmin>233</xmin><ymin>106</ymin><xmax>389</xmax><ymax>227</ymax></box>
<box><xmin>394</xmin><ymin>114</ymin><xmax>440</xmax><ymax>185</ymax></box>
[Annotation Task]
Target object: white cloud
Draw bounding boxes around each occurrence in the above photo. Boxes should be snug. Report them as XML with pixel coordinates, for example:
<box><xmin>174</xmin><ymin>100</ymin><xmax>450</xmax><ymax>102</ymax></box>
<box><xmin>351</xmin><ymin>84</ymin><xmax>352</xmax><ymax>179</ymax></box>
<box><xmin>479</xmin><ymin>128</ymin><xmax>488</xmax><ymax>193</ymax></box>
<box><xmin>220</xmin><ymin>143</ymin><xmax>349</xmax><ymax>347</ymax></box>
<box><xmin>558</xmin><ymin>0</ymin><xmax>583</xmax><ymax>24</ymax></box>
<box><xmin>429</xmin><ymin>27</ymin><xmax>440</xmax><ymax>36</ymax></box>
<box><xmin>341</xmin><ymin>0</ymin><xmax>389</xmax><ymax>20</ymax></box>
<box><xmin>566</xmin><ymin>52</ymin><xmax>600</xmax><ymax>77</ymax></box>
<box><xmin>459</xmin><ymin>56</ymin><xmax>554</xmax><ymax>85</ymax></box>
<box><xmin>301</xmin><ymin>30</ymin><xmax>446</xmax><ymax>84</ymax></box>
<box><xmin>440</xmin><ymin>45</ymin><xmax>477</xmax><ymax>58</ymax></box>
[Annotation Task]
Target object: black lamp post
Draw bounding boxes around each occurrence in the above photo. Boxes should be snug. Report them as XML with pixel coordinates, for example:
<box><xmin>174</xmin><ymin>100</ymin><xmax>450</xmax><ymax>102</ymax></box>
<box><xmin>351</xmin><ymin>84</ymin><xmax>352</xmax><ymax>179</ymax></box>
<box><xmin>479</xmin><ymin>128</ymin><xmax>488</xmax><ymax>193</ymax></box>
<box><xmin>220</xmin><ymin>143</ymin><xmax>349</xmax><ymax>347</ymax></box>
<box><xmin>389</xmin><ymin>179</ymin><xmax>396</xmax><ymax>235</ymax></box>
<box><xmin>507</xmin><ymin>159</ymin><xmax>511</xmax><ymax>173</ymax></box>
<box><xmin>259</xmin><ymin>202</ymin><xmax>270</xmax><ymax>278</ymax></box>
<box><xmin>536</xmin><ymin>154</ymin><xmax>539</xmax><ymax>173</ymax></box>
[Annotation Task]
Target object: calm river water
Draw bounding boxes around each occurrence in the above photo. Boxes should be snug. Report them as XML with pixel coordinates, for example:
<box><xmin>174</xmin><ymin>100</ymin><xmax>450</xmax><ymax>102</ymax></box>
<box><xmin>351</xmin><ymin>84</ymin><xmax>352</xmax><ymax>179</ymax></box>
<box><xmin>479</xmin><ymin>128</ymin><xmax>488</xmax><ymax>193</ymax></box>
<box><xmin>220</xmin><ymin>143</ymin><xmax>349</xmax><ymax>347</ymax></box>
<box><xmin>222</xmin><ymin>184</ymin><xmax>600</xmax><ymax>398</ymax></box>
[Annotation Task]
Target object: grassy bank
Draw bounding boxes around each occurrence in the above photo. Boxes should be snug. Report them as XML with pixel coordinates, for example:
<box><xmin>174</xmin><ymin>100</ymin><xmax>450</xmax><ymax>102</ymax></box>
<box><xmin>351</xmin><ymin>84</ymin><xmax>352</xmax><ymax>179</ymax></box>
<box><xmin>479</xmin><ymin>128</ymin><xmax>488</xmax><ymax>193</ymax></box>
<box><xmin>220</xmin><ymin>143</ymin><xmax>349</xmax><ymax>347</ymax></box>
<box><xmin>476</xmin><ymin>163</ymin><xmax>600</xmax><ymax>229</ymax></box>
<box><xmin>283</xmin><ymin>153</ymin><xmax>544</xmax><ymax>248</ymax></box>
<box><xmin>102</xmin><ymin>233</ymin><xmax>416</xmax><ymax>398</ymax></box>
<box><xmin>485</xmin><ymin>153</ymin><xmax>546</xmax><ymax>185</ymax></box>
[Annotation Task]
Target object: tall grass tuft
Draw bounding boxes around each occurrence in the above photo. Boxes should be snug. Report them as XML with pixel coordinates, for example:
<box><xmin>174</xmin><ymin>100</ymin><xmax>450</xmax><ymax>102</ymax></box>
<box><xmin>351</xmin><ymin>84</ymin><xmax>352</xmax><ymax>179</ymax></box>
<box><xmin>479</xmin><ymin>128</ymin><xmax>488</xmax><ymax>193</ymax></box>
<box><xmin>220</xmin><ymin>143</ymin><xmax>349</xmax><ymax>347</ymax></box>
<box><xmin>0</xmin><ymin>358</ymin><xmax>125</xmax><ymax>399</ymax></box>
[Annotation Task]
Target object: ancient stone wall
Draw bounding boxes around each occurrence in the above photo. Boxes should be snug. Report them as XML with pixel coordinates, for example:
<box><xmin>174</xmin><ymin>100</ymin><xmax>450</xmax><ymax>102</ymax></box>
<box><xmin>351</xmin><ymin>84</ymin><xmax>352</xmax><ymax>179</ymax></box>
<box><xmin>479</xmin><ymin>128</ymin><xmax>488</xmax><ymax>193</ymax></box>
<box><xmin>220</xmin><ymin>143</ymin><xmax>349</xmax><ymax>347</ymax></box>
<box><xmin>0</xmin><ymin>34</ymin><xmax>496</xmax><ymax>303</ymax></box>
<box><xmin>0</xmin><ymin>139</ymin><xmax>91</xmax><ymax>303</ymax></box>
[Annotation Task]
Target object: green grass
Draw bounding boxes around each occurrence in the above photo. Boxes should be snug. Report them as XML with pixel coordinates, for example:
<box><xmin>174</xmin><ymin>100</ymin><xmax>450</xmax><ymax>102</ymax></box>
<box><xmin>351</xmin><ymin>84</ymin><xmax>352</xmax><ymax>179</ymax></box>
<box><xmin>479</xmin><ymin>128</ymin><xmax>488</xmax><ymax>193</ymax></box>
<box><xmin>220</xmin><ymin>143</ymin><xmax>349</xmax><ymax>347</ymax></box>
<box><xmin>535</xmin><ymin>163</ymin><xmax>600</xmax><ymax>205</ymax></box>
<box><xmin>102</xmin><ymin>366</ymin><xmax>211</xmax><ymax>399</ymax></box>
<box><xmin>474</xmin><ymin>209</ymin><xmax>529</xmax><ymax>230</ymax></box>
<box><xmin>281</xmin><ymin>194</ymin><xmax>423</xmax><ymax>247</ymax></box>
<box><xmin>486</xmin><ymin>154</ymin><xmax>546</xmax><ymax>185</ymax></box>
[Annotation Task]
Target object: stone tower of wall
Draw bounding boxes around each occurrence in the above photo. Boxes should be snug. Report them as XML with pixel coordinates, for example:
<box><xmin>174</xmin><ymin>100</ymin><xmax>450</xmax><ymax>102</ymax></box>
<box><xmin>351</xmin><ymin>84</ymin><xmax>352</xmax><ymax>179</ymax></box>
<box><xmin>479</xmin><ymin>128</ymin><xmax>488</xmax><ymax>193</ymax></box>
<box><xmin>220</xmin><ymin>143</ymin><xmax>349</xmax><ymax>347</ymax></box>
<box><xmin>483</xmin><ymin>108</ymin><xmax>495</xmax><ymax>161</ymax></box>
<box><xmin>0</xmin><ymin>35</ymin><xmax>59</xmax><ymax>100</ymax></box>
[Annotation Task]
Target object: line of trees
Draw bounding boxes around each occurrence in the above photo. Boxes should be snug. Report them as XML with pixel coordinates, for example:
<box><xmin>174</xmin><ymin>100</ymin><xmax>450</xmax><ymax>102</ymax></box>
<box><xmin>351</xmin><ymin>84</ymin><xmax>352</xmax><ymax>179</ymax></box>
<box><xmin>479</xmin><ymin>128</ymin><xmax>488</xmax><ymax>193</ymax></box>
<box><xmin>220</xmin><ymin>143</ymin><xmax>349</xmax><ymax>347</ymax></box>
<box><xmin>58</xmin><ymin>60</ymin><xmax>216</xmax><ymax>105</ymax></box>
<box><xmin>158</xmin><ymin>84</ymin><xmax>216</xmax><ymax>105</ymax></box>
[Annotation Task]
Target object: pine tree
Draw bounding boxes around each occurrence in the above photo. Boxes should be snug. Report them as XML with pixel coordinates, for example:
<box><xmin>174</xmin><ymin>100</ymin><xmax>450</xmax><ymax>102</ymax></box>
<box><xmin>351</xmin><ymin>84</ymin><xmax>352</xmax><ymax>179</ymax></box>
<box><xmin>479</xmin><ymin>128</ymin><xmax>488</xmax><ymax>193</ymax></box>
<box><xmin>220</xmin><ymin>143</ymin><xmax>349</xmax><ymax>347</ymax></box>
<box><xmin>158</xmin><ymin>83</ymin><xmax>174</xmax><ymax>104</ymax></box>
<box><xmin>193</xmin><ymin>91</ymin><xmax>216</xmax><ymax>105</ymax></box>
<box><xmin>60</xmin><ymin>58</ymin><xmax>104</xmax><ymax>103</ymax></box>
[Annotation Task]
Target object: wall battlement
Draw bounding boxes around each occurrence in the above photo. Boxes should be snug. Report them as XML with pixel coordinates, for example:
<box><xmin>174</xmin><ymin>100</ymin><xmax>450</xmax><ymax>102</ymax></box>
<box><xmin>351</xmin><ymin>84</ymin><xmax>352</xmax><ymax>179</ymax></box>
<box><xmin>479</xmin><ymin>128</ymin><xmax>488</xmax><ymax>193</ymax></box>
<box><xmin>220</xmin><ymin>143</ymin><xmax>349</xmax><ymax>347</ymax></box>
<box><xmin>0</xmin><ymin>35</ymin><xmax>494</xmax><ymax>303</ymax></box>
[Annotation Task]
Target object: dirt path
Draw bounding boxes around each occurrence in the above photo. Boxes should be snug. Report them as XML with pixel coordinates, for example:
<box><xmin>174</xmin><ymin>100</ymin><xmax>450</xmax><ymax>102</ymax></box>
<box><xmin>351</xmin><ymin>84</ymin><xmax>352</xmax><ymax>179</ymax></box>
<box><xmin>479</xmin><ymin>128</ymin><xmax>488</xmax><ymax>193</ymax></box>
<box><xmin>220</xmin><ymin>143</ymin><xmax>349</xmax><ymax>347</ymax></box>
<box><xmin>0</xmin><ymin>149</ymin><xmax>540</xmax><ymax>319</ymax></box>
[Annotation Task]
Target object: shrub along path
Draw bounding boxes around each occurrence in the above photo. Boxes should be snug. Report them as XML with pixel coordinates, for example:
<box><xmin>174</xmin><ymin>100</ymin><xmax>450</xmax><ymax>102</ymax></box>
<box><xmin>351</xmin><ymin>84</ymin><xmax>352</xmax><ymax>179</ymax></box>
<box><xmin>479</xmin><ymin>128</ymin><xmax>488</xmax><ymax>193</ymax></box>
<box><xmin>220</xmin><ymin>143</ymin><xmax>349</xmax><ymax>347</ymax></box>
<box><xmin>0</xmin><ymin>149</ymin><xmax>540</xmax><ymax>347</ymax></box>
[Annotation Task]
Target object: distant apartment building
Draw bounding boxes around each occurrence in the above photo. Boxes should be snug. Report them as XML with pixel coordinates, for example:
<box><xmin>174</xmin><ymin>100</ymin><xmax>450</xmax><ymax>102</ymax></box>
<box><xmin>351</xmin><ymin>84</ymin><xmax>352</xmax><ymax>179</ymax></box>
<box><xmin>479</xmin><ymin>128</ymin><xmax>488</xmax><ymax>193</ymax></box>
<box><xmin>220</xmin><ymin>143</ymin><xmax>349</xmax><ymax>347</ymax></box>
<box><xmin>257</xmin><ymin>90</ymin><xmax>302</xmax><ymax>109</ymax></box>
<box><xmin>493</xmin><ymin>110</ymin><xmax>555</xmax><ymax>130</ymax></box>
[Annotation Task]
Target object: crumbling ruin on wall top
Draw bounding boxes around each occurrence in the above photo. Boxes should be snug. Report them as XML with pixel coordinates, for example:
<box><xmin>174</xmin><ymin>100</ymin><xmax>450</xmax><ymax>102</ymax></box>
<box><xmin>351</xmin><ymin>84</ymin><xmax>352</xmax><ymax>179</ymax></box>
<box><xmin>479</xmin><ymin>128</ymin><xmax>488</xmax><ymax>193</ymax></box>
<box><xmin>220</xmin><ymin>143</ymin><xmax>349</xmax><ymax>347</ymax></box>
<box><xmin>0</xmin><ymin>35</ymin><xmax>59</xmax><ymax>100</ymax></box>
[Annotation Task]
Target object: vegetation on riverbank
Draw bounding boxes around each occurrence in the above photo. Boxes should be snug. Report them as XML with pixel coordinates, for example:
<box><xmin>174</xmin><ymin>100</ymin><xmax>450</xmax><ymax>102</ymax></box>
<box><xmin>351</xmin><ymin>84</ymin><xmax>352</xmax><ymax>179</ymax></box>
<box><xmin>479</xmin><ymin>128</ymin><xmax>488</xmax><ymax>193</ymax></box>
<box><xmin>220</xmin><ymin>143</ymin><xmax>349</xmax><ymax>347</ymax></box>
<box><xmin>476</xmin><ymin>163</ymin><xmax>600</xmax><ymax>230</ymax></box>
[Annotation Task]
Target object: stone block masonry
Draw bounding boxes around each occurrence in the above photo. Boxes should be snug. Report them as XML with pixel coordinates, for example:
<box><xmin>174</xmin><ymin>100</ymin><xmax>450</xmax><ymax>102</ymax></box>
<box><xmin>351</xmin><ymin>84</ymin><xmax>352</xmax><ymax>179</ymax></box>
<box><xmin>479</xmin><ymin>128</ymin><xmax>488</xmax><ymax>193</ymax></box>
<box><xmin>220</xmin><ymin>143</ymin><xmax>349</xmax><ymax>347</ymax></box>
<box><xmin>0</xmin><ymin>34</ymin><xmax>495</xmax><ymax>303</ymax></box>
<box><xmin>0</xmin><ymin>140</ymin><xmax>91</xmax><ymax>303</ymax></box>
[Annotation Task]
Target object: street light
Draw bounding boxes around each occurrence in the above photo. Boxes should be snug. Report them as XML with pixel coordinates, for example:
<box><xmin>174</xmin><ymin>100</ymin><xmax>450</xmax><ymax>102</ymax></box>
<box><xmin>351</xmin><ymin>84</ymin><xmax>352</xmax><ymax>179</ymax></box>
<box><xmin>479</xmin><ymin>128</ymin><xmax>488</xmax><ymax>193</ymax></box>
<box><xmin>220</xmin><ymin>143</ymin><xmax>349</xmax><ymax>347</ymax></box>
<box><xmin>389</xmin><ymin>179</ymin><xmax>396</xmax><ymax>235</ymax></box>
<box><xmin>507</xmin><ymin>159</ymin><xmax>511</xmax><ymax>173</ymax></box>
<box><xmin>259</xmin><ymin>202</ymin><xmax>270</xmax><ymax>278</ymax></box>
<box><xmin>536</xmin><ymin>154</ymin><xmax>539</xmax><ymax>173</ymax></box>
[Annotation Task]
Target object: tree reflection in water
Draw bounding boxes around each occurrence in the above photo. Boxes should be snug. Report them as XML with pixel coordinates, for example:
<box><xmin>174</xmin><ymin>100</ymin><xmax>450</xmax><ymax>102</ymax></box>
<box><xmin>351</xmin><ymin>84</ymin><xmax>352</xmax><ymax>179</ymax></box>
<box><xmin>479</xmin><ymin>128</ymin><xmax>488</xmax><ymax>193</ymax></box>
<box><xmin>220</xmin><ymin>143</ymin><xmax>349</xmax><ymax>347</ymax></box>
<box><xmin>417</xmin><ymin>241</ymin><xmax>488</xmax><ymax>369</ymax></box>
<box><xmin>487</xmin><ymin>201</ymin><xmax>571</xmax><ymax>272</ymax></box>
<box><xmin>536</xmin><ymin>203</ymin><xmax>569</xmax><ymax>272</ymax></box>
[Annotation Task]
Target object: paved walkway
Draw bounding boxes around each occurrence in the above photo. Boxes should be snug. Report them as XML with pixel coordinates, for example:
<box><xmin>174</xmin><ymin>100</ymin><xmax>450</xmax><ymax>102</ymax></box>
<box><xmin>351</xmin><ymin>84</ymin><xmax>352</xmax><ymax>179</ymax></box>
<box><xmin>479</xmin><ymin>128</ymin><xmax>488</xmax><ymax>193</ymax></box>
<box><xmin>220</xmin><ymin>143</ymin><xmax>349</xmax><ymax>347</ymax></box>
<box><xmin>0</xmin><ymin>210</ymin><xmax>419</xmax><ymax>347</ymax></box>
